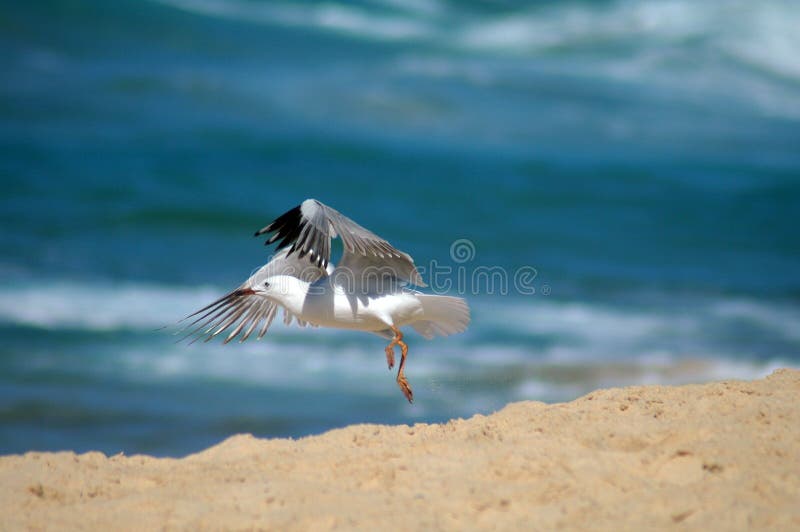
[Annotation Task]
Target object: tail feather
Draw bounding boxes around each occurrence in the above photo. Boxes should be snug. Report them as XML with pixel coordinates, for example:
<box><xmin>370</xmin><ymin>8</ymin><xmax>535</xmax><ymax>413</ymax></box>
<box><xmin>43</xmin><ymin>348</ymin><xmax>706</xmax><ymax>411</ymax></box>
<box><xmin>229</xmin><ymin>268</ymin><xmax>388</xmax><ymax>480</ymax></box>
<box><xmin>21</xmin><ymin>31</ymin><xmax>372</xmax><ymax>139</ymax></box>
<box><xmin>411</xmin><ymin>295</ymin><xmax>470</xmax><ymax>339</ymax></box>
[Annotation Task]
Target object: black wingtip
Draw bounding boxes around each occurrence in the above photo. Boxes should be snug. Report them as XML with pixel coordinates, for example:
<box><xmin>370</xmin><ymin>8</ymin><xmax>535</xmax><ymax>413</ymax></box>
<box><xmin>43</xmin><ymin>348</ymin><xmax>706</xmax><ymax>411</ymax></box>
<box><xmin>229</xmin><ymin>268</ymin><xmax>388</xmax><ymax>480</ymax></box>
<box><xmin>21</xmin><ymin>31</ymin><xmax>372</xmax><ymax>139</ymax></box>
<box><xmin>254</xmin><ymin>222</ymin><xmax>275</xmax><ymax>237</ymax></box>
<box><xmin>254</xmin><ymin>204</ymin><xmax>303</xmax><ymax>246</ymax></box>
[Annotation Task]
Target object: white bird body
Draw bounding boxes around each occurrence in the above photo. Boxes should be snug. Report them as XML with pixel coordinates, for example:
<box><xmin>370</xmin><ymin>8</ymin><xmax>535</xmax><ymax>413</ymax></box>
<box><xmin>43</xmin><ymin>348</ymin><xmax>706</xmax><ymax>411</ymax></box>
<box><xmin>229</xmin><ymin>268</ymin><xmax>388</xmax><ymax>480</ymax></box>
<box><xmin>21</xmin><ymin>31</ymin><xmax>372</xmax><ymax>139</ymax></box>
<box><xmin>252</xmin><ymin>274</ymin><xmax>427</xmax><ymax>332</ymax></box>
<box><xmin>181</xmin><ymin>199</ymin><xmax>470</xmax><ymax>402</ymax></box>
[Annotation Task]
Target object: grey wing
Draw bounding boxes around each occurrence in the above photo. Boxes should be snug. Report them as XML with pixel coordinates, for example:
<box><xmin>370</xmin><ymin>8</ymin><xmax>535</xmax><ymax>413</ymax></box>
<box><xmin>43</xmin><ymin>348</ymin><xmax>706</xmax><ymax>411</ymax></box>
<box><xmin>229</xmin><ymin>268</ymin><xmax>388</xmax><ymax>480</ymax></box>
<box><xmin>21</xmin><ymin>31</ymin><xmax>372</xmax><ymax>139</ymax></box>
<box><xmin>177</xmin><ymin>249</ymin><xmax>326</xmax><ymax>344</ymax></box>
<box><xmin>333</xmin><ymin>251</ymin><xmax>414</xmax><ymax>296</ymax></box>
<box><xmin>254</xmin><ymin>198</ymin><xmax>426</xmax><ymax>286</ymax></box>
<box><xmin>254</xmin><ymin>199</ymin><xmax>334</xmax><ymax>269</ymax></box>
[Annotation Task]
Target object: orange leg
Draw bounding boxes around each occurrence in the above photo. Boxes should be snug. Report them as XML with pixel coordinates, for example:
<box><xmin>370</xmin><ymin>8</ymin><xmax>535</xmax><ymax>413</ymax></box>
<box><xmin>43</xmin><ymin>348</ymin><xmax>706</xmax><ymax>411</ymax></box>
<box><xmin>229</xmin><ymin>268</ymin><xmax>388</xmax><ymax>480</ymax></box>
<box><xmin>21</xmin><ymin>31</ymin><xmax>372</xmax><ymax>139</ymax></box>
<box><xmin>384</xmin><ymin>335</ymin><xmax>397</xmax><ymax>370</ymax></box>
<box><xmin>389</xmin><ymin>325</ymin><xmax>413</xmax><ymax>403</ymax></box>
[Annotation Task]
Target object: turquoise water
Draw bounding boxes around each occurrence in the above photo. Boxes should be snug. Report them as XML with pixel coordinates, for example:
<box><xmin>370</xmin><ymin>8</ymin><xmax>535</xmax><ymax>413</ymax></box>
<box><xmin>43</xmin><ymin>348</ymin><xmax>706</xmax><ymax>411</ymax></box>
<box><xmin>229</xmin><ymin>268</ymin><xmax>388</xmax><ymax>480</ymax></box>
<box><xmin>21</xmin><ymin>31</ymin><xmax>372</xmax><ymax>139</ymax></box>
<box><xmin>1</xmin><ymin>0</ymin><xmax>799</xmax><ymax>456</ymax></box>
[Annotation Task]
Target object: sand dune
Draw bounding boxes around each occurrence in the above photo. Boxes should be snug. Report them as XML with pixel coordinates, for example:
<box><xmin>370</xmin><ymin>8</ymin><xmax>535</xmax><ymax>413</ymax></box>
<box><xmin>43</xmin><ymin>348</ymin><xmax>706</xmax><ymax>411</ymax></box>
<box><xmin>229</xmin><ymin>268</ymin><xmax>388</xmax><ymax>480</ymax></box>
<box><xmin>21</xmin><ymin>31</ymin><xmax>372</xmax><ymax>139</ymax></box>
<box><xmin>2</xmin><ymin>369</ymin><xmax>798</xmax><ymax>530</ymax></box>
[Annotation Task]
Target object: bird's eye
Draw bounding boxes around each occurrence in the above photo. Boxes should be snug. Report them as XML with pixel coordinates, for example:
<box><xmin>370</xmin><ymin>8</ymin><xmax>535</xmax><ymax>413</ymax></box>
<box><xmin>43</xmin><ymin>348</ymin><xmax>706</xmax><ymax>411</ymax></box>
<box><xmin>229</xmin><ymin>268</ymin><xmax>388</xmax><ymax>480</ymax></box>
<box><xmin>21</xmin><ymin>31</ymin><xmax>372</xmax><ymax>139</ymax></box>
<box><xmin>264</xmin><ymin>281</ymin><xmax>270</xmax><ymax>287</ymax></box>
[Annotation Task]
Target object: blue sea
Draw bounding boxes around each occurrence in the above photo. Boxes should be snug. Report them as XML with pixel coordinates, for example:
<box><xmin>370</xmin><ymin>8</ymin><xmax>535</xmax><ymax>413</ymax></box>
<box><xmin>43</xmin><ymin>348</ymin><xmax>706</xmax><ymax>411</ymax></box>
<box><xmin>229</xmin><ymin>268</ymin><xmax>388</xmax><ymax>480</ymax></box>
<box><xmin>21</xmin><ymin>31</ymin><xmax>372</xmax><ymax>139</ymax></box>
<box><xmin>1</xmin><ymin>0</ymin><xmax>799</xmax><ymax>457</ymax></box>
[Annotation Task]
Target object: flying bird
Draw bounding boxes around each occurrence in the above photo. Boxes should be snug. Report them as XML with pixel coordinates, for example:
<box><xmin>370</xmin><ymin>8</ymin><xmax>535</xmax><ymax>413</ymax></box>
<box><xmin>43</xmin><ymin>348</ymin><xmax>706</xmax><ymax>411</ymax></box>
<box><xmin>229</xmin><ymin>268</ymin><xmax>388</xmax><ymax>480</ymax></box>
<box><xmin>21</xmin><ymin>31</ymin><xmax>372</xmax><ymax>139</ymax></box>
<box><xmin>180</xmin><ymin>199</ymin><xmax>470</xmax><ymax>402</ymax></box>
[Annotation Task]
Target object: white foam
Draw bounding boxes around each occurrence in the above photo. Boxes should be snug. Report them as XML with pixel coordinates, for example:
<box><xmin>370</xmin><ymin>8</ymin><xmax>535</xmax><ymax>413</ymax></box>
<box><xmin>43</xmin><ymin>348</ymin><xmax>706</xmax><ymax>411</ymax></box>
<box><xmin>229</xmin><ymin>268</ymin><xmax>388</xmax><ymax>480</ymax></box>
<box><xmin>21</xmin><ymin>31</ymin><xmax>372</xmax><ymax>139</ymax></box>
<box><xmin>514</xmin><ymin>379</ymin><xmax>583</xmax><ymax>402</ymax></box>
<box><xmin>154</xmin><ymin>0</ymin><xmax>800</xmax><ymax>119</ymax></box>
<box><xmin>711</xmin><ymin>299</ymin><xmax>800</xmax><ymax>341</ymax></box>
<box><xmin>159</xmin><ymin>0</ymin><xmax>433</xmax><ymax>41</ymax></box>
<box><xmin>455</xmin><ymin>0</ymin><xmax>715</xmax><ymax>53</ymax></box>
<box><xmin>512</xmin><ymin>354</ymin><xmax>789</xmax><ymax>403</ymax></box>
<box><xmin>478</xmin><ymin>299</ymin><xmax>668</xmax><ymax>346</ymax></box>
<box><xmin>156</xmin><ymin>0</ymin><xmax>800</xmax><ymax>80</ymax></box>
<box><xmin>84</xmin><ymin>334</ymin><xmax>789</xmax><ymax>408</ymax></box>
<box><xmin>0</xmin><ymin>282</ymin><xmax>217</xmax><ymax>330</ymax></box>
<box><xmin>3</xmin><ymin>282</ymin><xmax>799</xmax><ymax>352</ymax></box>
<box><xmin>2</xmin><ymin>281</ymin><xmax>797</xmax><ymax>406</ymax></box>
<box><xmin>716</xmin><ymin>2</ymin><xmax>800</xmax><ymax>81</ymax></box>
<box><xmin>0</xmin><ymin>281</ymin><xmax>336</xmax><ymax>336</ymax></box>
<box><xmin>114</xmin><ymin>340</ymin><xmax>473</xmax><ymax>401</ymax></box>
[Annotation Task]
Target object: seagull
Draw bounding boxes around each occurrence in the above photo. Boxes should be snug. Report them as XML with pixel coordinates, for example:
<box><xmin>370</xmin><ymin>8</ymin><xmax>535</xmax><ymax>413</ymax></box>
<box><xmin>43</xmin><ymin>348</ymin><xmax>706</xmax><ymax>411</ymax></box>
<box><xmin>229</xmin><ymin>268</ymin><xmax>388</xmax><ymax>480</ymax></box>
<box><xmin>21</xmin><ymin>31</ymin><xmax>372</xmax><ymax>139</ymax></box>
<box><xmin>180</xmin><ymin>199</ymin><xmax>470</xmax><ymax>402</ymax></box>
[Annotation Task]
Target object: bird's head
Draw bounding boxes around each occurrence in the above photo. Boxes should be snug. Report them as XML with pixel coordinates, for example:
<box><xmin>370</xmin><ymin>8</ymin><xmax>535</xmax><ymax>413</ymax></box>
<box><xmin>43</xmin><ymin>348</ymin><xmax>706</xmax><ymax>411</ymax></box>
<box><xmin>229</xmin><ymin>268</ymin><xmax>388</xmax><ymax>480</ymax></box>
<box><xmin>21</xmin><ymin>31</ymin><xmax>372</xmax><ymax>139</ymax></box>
<box><xmin>257</xmin><ymin>274</ymin><xmax>307</xmax><ymax>304</ymax></box>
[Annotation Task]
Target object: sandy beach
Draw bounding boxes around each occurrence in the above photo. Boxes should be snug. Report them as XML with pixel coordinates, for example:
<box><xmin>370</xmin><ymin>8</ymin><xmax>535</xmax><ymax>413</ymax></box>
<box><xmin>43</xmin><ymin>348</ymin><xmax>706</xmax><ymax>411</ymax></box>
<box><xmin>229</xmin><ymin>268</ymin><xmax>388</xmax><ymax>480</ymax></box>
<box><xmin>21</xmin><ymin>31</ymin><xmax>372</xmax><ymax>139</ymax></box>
<box><xmin>1</xmin><ymin>369</ymin><xmax>798</xmax><ymax>530</ymax></box>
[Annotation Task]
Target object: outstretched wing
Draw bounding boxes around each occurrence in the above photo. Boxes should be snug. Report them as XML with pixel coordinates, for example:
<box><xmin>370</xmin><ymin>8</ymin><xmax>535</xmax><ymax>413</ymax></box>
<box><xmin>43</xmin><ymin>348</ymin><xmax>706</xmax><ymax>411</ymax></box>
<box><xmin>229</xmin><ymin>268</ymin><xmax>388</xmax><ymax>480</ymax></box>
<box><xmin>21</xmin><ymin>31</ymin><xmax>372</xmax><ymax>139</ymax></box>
<box><xmin>177</xmin><ymin>249</ymin><xmax>326</xmax><ymax>344</ymax></box>
<box><xmin>254</xmin><ymin>198</ymin><xmax>426</xmax><ymax>286</ymax></box>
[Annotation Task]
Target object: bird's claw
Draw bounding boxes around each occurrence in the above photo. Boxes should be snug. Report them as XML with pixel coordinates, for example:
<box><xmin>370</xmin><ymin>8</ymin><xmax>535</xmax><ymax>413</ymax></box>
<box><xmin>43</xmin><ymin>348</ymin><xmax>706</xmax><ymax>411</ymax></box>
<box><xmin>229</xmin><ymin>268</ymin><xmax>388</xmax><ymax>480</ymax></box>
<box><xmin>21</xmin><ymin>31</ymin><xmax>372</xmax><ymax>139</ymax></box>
<box><xmin>397</xmin><ymin>373</ymin><xmax>413</xmax><ymax>403</ymax></box>
<box><xmin>385</xmin><ymin>345</ymin><xmax>395</xmax><ymax>370</ymax></box>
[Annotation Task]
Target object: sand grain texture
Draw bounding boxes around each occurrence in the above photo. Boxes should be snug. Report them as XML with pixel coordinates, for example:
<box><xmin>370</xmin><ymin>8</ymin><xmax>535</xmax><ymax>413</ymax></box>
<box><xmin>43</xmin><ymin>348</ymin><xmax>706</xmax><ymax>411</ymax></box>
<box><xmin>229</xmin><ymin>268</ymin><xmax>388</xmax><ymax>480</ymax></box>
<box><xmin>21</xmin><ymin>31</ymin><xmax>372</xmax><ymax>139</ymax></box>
<box><xmin>2</xmin><ymin>369</ymin><xmax>798</xmax><ymax>530</ymax></box>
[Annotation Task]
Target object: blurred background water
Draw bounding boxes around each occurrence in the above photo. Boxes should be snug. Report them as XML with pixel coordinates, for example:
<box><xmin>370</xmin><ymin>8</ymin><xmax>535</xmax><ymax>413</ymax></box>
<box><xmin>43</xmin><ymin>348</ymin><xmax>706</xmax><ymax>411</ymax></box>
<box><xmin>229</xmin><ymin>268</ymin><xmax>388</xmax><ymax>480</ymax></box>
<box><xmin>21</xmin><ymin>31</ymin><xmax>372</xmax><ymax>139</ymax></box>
<box><xmin>1</xmin><ymin>0</ymin><xmax>798</xmax><ymax>457</ymax></box>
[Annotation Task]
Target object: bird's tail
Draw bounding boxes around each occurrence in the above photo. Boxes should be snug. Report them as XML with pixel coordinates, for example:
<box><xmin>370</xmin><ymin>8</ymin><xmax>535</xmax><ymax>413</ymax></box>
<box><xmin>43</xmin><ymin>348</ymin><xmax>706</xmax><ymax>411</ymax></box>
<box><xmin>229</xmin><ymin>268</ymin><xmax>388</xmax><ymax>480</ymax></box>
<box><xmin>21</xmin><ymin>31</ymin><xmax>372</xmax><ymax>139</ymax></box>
<box><xmin>411</xmin><ymin>295</ymin><xmax>471</xmax><ymax>339</ymax></box>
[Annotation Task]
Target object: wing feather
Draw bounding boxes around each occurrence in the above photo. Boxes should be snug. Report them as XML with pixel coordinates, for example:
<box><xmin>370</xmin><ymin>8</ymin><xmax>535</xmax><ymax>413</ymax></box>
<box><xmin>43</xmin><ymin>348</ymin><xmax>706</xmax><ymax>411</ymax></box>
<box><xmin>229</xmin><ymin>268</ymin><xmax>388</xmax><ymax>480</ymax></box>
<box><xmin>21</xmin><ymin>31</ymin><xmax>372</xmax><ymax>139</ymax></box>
<box><xmin>178</xmin><ymin>248</ymin><xmax>325</xmax><ymax>344</ymax></box>
<box><xmin>254</xmin><ymin>199</ymin><xmax>426</xmax><ymax>286</ymax></box>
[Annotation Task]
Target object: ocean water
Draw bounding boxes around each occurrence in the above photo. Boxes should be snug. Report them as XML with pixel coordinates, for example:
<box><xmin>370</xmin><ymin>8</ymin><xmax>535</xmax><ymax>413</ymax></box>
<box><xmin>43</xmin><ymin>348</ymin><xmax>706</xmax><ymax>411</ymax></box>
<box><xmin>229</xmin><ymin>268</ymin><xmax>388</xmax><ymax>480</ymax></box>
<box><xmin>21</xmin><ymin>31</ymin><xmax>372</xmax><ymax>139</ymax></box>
<box><xmin>1</xmin><ymin>0</ymin><xmax>799</xmax><ymax>457</ymax></box>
